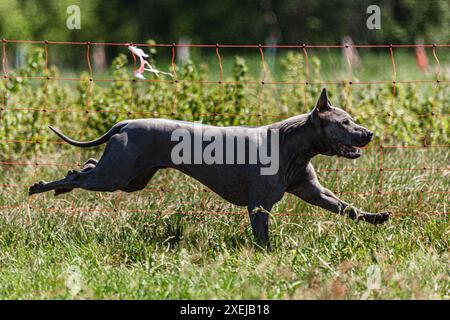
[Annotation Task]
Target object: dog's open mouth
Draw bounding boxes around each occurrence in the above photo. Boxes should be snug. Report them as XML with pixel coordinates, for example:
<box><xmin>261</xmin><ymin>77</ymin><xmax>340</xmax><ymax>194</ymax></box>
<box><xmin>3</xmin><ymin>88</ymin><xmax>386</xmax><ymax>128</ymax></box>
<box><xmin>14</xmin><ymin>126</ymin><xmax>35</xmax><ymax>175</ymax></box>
<box><xmin>337</xmin><ymin>144</ymin><xmax>361</xmax><ymax>159</ymax></box>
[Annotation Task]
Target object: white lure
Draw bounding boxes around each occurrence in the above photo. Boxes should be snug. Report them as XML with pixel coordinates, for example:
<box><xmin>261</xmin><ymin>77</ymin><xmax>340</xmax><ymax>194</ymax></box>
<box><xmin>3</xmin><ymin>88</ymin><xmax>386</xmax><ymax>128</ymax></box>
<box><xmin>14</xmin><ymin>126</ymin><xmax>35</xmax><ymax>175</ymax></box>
<box><xmin>128</xmin><ymin>45</ymin><xmax>173</xmax><ymax>79</ymax></box>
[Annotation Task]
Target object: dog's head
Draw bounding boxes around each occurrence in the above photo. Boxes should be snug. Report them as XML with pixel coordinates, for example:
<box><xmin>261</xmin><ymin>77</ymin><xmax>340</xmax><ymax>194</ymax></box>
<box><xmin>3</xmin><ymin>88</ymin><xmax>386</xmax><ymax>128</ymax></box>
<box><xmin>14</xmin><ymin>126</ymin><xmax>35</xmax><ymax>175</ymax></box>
<box><xmin>310</xmin><ymin>88</ymin><xmax>373</xmax><ymax>159</ymax></box>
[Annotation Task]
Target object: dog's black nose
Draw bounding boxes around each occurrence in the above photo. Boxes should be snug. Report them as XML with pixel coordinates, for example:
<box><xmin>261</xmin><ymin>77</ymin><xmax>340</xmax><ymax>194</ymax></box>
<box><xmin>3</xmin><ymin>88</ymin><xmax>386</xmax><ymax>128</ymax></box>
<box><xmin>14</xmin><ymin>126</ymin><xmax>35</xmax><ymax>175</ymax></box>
<box><xmin>367</xmin><ymin>130</ymin><xmax>373</xmax><ymax>138</ymax></box>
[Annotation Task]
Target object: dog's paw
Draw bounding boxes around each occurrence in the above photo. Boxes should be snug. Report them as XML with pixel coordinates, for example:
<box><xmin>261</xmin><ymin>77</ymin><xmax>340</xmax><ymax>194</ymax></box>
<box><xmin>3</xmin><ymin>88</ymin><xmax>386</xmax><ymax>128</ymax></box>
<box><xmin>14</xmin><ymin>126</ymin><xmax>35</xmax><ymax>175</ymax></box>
<box><xmin>363</xmin><ymin>211</ymin><xmax>391</xmax><ymax>225</ymax></box>
<box><xmin>29</xmin><ymin>181</ymin><xmax>46</xmax><ymax>195</ymax></box>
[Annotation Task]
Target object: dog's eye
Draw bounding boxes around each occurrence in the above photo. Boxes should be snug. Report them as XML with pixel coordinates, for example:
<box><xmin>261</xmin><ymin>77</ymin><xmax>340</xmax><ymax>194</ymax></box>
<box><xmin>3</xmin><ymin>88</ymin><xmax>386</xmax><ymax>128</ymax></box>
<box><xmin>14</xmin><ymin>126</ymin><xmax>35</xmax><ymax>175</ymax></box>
<box><xmin>342</xmin><ymin>119</ymin><xmax>350</xmax><ymax>125</ymax></box>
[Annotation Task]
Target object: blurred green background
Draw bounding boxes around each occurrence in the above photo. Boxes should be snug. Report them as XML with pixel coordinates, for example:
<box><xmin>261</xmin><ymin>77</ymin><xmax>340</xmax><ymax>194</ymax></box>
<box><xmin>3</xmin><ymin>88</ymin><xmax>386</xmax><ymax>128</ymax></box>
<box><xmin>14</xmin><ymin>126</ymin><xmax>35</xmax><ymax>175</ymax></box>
<box><xmin>1</xmin><ymin>0</ymin><xmax>449</xmax><ymax>44</ymax></box>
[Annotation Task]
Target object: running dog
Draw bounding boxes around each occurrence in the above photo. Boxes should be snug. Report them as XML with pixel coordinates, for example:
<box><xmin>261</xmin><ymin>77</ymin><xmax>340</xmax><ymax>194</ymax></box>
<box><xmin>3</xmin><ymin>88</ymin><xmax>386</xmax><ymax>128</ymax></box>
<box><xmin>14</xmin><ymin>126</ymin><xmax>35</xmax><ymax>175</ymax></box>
<box><xmin>29</xmin><ymin>88</ymin><xmax>390</xmax><ymax>246</ymax></box>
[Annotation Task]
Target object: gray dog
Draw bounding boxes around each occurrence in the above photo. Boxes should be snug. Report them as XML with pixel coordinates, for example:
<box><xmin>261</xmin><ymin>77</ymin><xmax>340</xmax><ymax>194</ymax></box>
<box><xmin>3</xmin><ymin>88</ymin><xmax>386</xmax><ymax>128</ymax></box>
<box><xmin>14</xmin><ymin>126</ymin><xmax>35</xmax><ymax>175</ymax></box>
<box><xmin>29</xmin><ymin>88</ymin><xmax>390</xmax><ymax>246</ymax></box>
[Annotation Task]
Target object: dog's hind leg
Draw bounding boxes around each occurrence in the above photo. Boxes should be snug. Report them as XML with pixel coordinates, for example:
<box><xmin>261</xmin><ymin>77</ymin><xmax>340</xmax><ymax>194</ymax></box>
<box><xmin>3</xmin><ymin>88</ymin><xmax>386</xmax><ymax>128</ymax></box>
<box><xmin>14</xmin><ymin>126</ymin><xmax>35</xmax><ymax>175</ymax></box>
<box><xmin>29</xmin><ymin>153</ymin><xmax>124</xmax><ymax>196</ymax></box>
<box><xmin>30</xmin><ymin>132</ymin><xmax>155</xmax><ymax>196</ymax></box>
<box><xmin>29</xmin><ymin>170</ymin><xmax>85</xmax><ymax>195</ymax></box>
<box><xmin>29</xmin><ymin>163</ymin><xmax>127</xmax><ymax>196</ymax></box>
<box><xmin>52</xmin><ymin>159</ymin><xmax>99</xmax><ymax>196</ymax></box>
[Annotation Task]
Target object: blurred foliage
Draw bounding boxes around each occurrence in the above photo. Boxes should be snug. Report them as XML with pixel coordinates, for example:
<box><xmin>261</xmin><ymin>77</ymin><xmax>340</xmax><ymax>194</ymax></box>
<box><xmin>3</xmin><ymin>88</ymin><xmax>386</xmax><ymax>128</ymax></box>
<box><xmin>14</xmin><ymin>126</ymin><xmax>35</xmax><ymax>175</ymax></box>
<box><xmin>0</xmin><ymin>0</ymin><xmax>448</xmax><ymax>44</ymax></box>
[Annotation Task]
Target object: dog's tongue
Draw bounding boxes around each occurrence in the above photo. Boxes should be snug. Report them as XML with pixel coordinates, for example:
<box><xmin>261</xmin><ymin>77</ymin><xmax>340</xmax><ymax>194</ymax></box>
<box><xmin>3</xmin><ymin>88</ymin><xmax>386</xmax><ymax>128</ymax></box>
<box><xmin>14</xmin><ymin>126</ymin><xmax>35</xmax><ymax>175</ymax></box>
<box><xmin>342</xmin><ymin>144</ymin><xmax>356</xmax><ymax>152</ymax></box>
<box><xmin>340</xmin><ymin>144</ymin><xmax>361</xmax><ymax>158</ymax></box>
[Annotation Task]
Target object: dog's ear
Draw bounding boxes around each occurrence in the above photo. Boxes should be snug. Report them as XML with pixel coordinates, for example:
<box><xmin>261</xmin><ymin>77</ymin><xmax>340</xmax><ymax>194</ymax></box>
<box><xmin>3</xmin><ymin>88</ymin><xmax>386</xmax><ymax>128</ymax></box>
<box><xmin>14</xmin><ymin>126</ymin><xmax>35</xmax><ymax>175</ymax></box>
<box><xmin>315</xmin><ymin>88</ymin><xmax>332</xmax><ymax>112</ymax></box>
<box><xmin>310</xmin><ymin>88</ymin><xmax>331</xmax><ymax>124</ymax></box>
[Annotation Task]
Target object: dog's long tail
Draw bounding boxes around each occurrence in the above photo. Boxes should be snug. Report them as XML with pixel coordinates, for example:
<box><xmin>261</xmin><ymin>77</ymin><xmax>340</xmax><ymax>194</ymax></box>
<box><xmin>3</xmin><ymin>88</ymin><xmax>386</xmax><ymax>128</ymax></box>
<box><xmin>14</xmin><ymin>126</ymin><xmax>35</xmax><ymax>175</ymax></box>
<box><xmin>49</xmin><ymin>121</ymin><xmax>128</xmax><ymax>148</ymax></box>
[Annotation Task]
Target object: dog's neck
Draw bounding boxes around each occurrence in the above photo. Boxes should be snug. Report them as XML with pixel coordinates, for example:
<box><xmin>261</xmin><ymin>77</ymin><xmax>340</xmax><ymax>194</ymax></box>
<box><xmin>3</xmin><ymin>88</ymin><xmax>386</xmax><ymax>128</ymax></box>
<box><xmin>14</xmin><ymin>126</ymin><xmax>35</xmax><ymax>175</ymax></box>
<box><xmin>274</xmin><ymin>113</ymin><xmax>330</xmax><ymax>155</ymax></box>
<box><xmin>270</xmin><ymin>113</ymin><xmax>330</xmax><ymax>185</ymax></box>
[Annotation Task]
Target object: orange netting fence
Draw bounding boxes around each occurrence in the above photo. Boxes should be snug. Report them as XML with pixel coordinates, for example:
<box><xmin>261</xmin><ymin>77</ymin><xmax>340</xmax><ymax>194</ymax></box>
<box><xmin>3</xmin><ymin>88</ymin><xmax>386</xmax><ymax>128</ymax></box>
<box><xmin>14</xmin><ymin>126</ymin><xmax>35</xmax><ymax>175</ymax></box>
<box><xmin>0</xmin><ymin>40</ymin><xmax>449</xmax><ymax>218</ymax></box>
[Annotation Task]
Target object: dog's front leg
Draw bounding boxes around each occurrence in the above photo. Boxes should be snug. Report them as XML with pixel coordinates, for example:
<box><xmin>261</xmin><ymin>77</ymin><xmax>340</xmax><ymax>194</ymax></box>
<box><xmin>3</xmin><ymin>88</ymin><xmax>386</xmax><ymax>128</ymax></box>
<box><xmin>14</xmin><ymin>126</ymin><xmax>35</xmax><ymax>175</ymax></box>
<box><xmin>247</xmin><ymin>204</ymin><xmax>272</xmax><ymax>249</ymax></box>
<box><xmin>291</xmin><ymin>180</ymin><xmax>390</xmax><ymax>224</ymax></box>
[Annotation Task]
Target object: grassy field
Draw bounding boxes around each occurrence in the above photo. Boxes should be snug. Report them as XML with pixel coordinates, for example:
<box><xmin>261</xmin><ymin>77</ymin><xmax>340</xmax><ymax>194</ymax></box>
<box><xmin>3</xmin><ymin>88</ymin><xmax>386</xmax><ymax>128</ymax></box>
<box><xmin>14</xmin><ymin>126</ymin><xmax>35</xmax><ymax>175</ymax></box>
<box><xmin>0</xmin><ymin>148</ymin><xmax>449</xmax><ymax>299</ymax></box>
<box><xmin>0</xmin><ymin>48</ymin><xmax>449</xmax><ymax>299</ymax></box>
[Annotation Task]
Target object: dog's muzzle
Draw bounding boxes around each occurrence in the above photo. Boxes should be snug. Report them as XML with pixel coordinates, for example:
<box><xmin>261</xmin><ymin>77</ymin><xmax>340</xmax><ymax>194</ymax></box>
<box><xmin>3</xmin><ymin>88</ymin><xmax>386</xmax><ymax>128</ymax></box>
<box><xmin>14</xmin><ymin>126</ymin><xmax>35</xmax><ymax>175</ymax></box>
<box><xmin>336</xmin><ymin>130</ymin><xmax>373</xmax><ymax>159</ymax></box>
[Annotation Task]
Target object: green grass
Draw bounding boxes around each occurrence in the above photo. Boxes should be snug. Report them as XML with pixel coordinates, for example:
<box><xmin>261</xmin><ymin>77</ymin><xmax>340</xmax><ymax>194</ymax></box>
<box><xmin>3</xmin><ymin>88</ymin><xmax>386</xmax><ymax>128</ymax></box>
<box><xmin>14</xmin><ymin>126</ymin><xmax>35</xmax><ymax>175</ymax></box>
<box><xmin>0</xmin><ymin>49</ymin><xmax>449</xmax><ymax>299</ymax></box>
<box><xmin>0</xmin><ymin>144</ymin><xmax>448</xmax><ymax>299</ymax></box>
